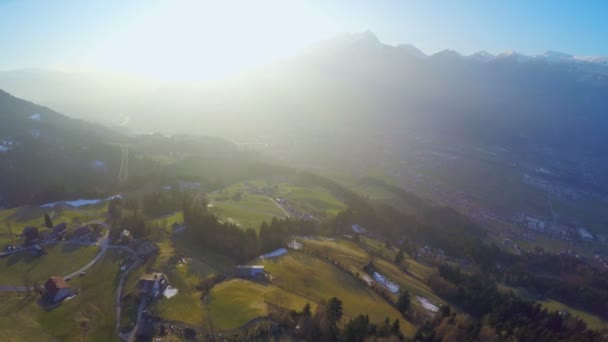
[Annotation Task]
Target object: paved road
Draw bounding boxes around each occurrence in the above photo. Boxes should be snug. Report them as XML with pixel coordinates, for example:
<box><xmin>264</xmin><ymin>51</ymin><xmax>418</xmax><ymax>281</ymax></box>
<box><xmin>112</xmin><ymin>245</ymin><xmax>138</xmax><ymax>335</ymax></box>
<box><xmin>127</xmin><ymin>297</ymin><xmax>147</xmax><ymax>342</ymax></box>
<box><xmin>0</xmin><ymin>220</ymin><xmax>141</xmax><ymax>342</ymax></box>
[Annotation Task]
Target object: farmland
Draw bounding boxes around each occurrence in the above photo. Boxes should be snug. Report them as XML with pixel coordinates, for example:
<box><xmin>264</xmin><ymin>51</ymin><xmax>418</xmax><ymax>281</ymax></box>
<box><xmin>206</xmin><ymin>279</ymin><xmax>311</xmax><ymax>331</ymax></box>
<box><xmin>0</xmin><ymin>250</ymin><xmax>126</xmax><ymax>342</ymax></box>
<box><xmin>260</xmin><ymin>252</ymin><xmax>417</xmax><ymax>336</ymax></box>
<box><xmin>0</xmin><ymin>244</ymin><xmax>100</xmax><ymax>285</ymax></box>
<box><xmin>206</xmin><ymin>179</ymin><xmax>346</xmax><ymax>230</ymax></box>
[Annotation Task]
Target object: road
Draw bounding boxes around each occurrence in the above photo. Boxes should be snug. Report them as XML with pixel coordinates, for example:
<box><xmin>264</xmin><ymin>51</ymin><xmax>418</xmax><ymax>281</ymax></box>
<box><xmin>265</xmin><ymin>196</ymin><xmax>291</xmax><ymax>218</ymax></box>
<box><xmin>0</xmin><ymin>220</ymin><xmax>142</xmax><ymax>342</ymax></box>
<box><xmin>0</xmin><ymin>221</ymin><xmax>111</xmax><ymax>291</ymax></box>
<box><xmin>112</xmin><ymin>245</ymin><xmax>138</xmax><ymax>336</ymax></box>
<box><xmin>126</xmin><ymin>297</ymin><xmax>147</xmax><ymax>342</ymax></box>
<box><xmin>117</xmin><ymin>145</ymin><xmax>129</xmax><ymax>182</ymax></box>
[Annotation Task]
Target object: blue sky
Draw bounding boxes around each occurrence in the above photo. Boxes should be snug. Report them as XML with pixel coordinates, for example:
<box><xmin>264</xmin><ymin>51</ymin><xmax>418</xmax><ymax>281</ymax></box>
<box><xmin>1</xmin><ymin>0</ymin><xmax>607</xmax><ymax>78</ymax></box>
<box><xmin>315</xmin><ymin>0</ymin><xmax>608</xmax><ymax>56</ymax></box>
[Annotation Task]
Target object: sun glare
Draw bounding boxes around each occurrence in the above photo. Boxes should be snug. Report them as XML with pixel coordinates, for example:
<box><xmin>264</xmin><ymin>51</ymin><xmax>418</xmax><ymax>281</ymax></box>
<box><xmin>83</xmin><ymin>0</ymin><xmax>341</xmax><ymax>81</ymax></box>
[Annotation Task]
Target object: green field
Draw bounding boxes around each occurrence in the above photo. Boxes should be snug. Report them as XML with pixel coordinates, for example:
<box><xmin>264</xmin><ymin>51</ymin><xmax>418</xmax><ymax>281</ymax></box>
<box><xmin>207</xmin><ymin>180</ymin><xmax>346</xmax><ymax>229</ymax></box>
<box><xmin>208</xmin><ymin>183</ymin><xmax>286</xmax><ymax>230</ymax></box>
<box><xmin>0</xmin><ymin>250</ymin><xmax>126</xmax><ymax>342</ymax></box>
<box><xmin>206</xmin><ymin>279</ymin><xmax>311</xmax><ymax>331</ymax></box>
<box><xmin>149</xmin><ymin>235</ymin><xmax>236</xmax><ymax>325</ymax></box>
<box><xmin>539</xmin><ymin>299</ymin><xmax>608</xmax><ymax>330</ymax></box>
<box><xmin>149</xmin><ymin>211</ymin><xmax>184</xmax><ymax>232</ymax></box>
<box><xmin>302</xmin><ymin>237</ymin><xmax>440</xmax><ymax>305</ymax></box>
<box><xmin>279</xmin><ymin>185</ymin><xmax>346</xmax><ymax>217</ymax></box>
<box><xmin>260</xmin><ymin>252</ymin><xmax>416</xmax><ymax>336</ymax></box>
<box><xmin>498</xmin><ymin>284</ymin><xmax>608</xmax><ymax>330</ymax></box>
<box><xmin>0</xmin><ymin>244</ymin><xmax>100</xmax><ymax>285</ymax></box>
<box><xmin>210</xmin><ymin>202</ymin><xmax>279</xmax><ymax>231</ymax></box>
<box><xmin>0</xmin><ymin>205</ymin><xmax>108</xmax><ymax>250</ymax></box>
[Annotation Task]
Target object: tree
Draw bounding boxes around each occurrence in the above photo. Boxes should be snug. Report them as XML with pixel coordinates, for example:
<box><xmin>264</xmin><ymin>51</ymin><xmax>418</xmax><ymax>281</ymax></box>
<box><xmin>394</xmin><ymin>248</ymin><xmax>405</xmax><ymax>265</ymax></box>
<box><xmin>44</xmin><ymin>212</ymin><xmax>54</xmax><ymax>229</ymax></box>
<box><xmin>302</xmin><ymin>302</ymin><xmax>312</xmax><ymax>317</ymax></box>
<box><xmin>327</xmin><ymin>297</ymin><xmax>344</xmax><ymax>324</ymax></box>
<box><xmin>391</xmin><ymin>318</ymin><xmax>400</xmax><ymax>334</ymax></box>
<box><xmin>317</xmin><ymin>297</ymin><xmax>343</xmax><ymax>341</ymax></box>
<box><xmin>396</xmin><ymin>290</ymin><xmax>411</xmax><ymax>314</ymax></box>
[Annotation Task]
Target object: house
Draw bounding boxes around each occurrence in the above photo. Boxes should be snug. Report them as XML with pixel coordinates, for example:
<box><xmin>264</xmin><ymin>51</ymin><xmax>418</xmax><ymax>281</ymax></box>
<box><xmin>52</xmin><ymin>223</ymin><xmax>68</xmax><ymax>238</ymax></box>
<box><xmin>136</xmin><ymin>273</ymin><xmax>169</xmax><ymax>298</ymax></box>
<box><xmin>352</xmin><ymin>224</ymin><xmax>367</xmax><ymax>234</ymax></box>
<box><xmin>22</xmin><ymin>226</ymin><xmax>39</xmax><ymax>245</ymax></box>
<box><xmin>236</xmin><ymin>265</ymin><xmax>265</xmax><ymax>278</ymax></box>
<box><xmin>72</xmin><ymin>225</ymin><xmax>93</xmax><ymax>241</ymax></box>
<box><xmin>44</xmin><ymin>276</ymin><xmax>72</xmax><ymax>303</ymax></box>
<box><xmin>288</xmin><ymin>240</ymin><xmax>303</xmax><ymax>250</ymax></box>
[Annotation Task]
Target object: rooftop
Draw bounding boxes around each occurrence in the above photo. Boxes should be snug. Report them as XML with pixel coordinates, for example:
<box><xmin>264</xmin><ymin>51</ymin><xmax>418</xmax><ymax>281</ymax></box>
<box><xmin>47</xmin><ymin>276</ymin><xmax>70</xmax><ymax>289</ymax></box>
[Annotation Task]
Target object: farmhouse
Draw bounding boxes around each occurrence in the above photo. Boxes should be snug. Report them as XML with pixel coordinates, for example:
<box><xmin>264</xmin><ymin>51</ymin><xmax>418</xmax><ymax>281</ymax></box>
<box><xmin>236</xmin><ymin>265</ymin><xmax>265</xmax><ymax>278</ymax></box>
<box><xmin>72</xmin><ymin>225</ymin><xmax>93</xmax><ymax>241</ymax></box>
<box><xmin>44</xmin><ymin>276</ymin><xmax>72</xmax><ymax>303</ymax></box>
<box><xmin>288</xmin><ymin>240</ymin><xmax>303</xmax><ymax>250</ymax></box>
<box><xmin>136</xmin><ymin>273</ymin><xmax>169</xmax><ymax>299</ymax></box>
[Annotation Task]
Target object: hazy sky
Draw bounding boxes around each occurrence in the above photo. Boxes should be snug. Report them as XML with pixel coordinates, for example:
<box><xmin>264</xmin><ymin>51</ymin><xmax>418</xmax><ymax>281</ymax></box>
<box><xmin>2</xmin><ymin>0</ymin><xmax>607</xmax><ymax>80</ymax></box>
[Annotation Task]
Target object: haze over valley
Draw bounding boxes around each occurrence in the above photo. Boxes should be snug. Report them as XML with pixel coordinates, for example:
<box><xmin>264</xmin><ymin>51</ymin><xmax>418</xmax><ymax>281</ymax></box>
<box><xmin>1</xmin><ymin>1</ymin><xmax>608</xmax><ymax>341</ymax></box>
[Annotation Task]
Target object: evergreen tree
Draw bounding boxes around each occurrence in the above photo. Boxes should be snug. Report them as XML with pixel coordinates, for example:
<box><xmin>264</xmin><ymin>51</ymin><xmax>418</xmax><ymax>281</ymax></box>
<box><xmin>327</xmin><ymin>297</ymin><xmax>344</xmax><ymax>324</ymax></box>
<box><xmin>44</xmin><ymin>212</ymin><xmax>54</xmax><ymax>229</ymax></box>
<box><xmin>396</xmin><ymin>290</ymin><xmax>411</xmax><ymax>314</ymax></box>
<box><xmin>302</xmin><ymin>302</ymin><xmax>312</xmax><ymax>317</ymax></box>
<box><xmin>391</xmin><ymin>318</ymin><xmax>400</xmax><ymax>334</ymax></box>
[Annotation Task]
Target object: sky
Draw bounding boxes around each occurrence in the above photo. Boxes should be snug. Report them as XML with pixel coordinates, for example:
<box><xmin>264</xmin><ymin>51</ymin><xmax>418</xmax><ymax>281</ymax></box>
<box><xmin>1</xmin><ymin>0</ymin><xmax>608</xmax><ymax>80</ymax></box>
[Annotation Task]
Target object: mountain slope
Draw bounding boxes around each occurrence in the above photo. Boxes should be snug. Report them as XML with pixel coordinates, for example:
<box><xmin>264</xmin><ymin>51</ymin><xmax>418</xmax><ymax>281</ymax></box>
<box><xmin>0</xmin><ymin>89</ymin><xmax>127</xmax><ymax>207</ymax></box>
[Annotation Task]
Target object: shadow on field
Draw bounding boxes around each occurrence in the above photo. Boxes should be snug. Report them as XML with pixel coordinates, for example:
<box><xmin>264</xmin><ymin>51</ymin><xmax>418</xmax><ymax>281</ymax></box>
<box><xmin>5</xmin><ymin>250</ymin><xmax>40</xmax><ymax>267</ymax></box>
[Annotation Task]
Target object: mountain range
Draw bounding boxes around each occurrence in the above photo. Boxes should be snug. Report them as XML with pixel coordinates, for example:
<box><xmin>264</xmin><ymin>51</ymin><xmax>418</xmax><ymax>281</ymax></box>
<box><xmin>1</xmin><ymin>31</ymin><xmax>608</xmax><ymax>181</ymax></box>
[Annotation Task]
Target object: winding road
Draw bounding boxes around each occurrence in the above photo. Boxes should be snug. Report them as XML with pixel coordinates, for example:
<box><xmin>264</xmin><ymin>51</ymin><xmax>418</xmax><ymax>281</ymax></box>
<box><xmin>0</xmin><ymin>221</ymin><xmax>141</xmax><ymax>341</ymax></box>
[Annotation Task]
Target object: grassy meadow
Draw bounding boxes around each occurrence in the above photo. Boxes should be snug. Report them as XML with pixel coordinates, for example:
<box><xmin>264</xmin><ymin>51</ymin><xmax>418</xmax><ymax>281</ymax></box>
<box><xmin>0</xmin><ymin>244</ymin><xmax>100</xmax><ymax>285</ymax></box>
<box><xmin>0</xmin><ymin>250</ymin><xmax>127</xmax><ymax>342</ymax></box>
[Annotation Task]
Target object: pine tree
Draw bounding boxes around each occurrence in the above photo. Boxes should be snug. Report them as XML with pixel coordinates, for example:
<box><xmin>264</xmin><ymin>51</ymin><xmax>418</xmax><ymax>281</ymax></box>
<box><xmin>396</xmin><ymin>290</ymin><xmax>411</xmax><ymax>314</ymax></box>
<box><xmin>302</xmin><ymin>302</ymin><xmax>312</xmax><ymax>317</ymax></box>
<box><xmin>391</xmin><ymin>318</ymin><xmax>400</xmax><ymax>334</ymax></box>
<box><xmin>44</xmin><ymin>212</ymin><xmax>54</xmax><ymax>229</ymax></box>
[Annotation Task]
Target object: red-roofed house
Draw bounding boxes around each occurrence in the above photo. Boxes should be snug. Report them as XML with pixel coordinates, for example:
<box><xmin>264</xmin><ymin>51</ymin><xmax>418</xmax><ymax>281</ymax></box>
<box><xmin>44</xmin><ymin>276</ymin><xmax>72</xmax><ymax>302</ymax></box>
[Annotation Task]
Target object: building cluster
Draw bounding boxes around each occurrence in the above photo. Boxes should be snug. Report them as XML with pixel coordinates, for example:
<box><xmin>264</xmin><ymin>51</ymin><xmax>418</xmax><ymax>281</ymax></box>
<box><xmin>18</xmin><ymin>223</ymin><xmax>101</xmax><ymax>247</ymax></box>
